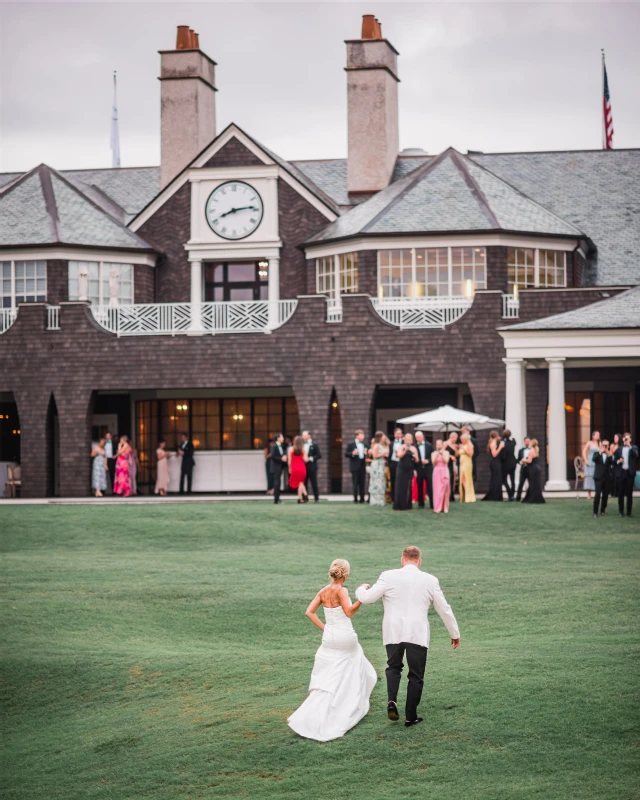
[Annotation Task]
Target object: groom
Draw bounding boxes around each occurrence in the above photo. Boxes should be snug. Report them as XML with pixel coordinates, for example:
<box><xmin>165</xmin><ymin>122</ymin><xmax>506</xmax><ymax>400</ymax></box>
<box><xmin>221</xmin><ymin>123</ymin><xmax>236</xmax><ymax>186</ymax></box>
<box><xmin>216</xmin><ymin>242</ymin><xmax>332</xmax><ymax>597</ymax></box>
<box><xmin>356</xmin><ymin>546</ymin><xmax>460</xmax><ymax>727</ymax></box>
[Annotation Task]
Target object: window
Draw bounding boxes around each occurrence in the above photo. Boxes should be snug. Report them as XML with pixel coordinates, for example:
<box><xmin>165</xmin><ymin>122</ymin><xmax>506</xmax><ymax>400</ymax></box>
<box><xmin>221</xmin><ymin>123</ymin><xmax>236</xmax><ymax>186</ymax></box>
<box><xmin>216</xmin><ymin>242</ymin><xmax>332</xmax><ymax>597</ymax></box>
<box><xmin>315</xmin><ymin>253</ymin><xmax>359</xmax><ymax>297</ymax></box>
<box><xmin>1</xmin><ymin>260</ymin><xmax>46</xmax><ymax>308</ymax></box>
<box><xmin>507</xmin><ymin>248</ymin><xmax>566</xmax><ymax>292</ymax></box>
<box><xmin>68</xmin><ymin>261</ymin><xmax>133</xmax><ymax>305</ymax></box>
<box><xmin>378</xmin><ymin>248</ymin><xmax>486</xmax><ymax>299</ymax></box>
<box><xmin>204</xmin><ymin>261</ymin><xmax>268</xmax><ymax>302</ymax></box>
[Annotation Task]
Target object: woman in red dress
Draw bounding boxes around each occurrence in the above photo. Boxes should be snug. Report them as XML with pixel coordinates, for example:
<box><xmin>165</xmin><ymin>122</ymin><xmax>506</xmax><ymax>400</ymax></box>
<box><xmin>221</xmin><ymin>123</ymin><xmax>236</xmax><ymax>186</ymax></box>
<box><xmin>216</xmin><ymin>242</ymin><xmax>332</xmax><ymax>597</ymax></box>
<box><xmin>288</xmin><ymin>435</ymin><xmax>310</xmax><ymax>503</ymax></box>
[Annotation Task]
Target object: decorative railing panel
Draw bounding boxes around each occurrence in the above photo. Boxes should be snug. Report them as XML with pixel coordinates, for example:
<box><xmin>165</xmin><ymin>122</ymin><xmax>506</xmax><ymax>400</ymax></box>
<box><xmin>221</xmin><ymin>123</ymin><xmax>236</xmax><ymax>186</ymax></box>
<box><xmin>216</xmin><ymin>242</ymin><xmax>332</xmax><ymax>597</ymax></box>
<box><xmin>91</xmin><ymin>300</ymin><xmax>297</xmax><ymax>337</ymax></box>
<box><xmin>46</xmin><ymin>306</ymin><xmax>60</xmax><ymax>330</ymax></box>
<box><xmin>370</xmin><ymin>296</ymin><xmax>474</xmax><ymax>329</ymax></box>
<box><xmin>0</xmin><ymin>308</ymin><xmax>18</xmax><ymax>334</ymax></box>
<box><xmin>326</xmin><ymin>296</ymin><xmax>343</xmax><ymax>323</ymax></box>
<box><xmin>502</xmin><ymin>294</ymin><xmax>520</xmax><ymax>319</ymax></box>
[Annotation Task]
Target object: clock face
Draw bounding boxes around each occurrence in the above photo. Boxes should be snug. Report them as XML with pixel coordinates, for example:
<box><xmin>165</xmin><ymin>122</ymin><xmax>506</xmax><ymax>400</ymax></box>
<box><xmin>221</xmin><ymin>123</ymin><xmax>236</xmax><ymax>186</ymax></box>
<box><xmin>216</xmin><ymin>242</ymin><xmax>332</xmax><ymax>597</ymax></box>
<box><xmin>205</xmin><ymin>181</ymin><xmax>264</xmax><ymax>240</ymax></box>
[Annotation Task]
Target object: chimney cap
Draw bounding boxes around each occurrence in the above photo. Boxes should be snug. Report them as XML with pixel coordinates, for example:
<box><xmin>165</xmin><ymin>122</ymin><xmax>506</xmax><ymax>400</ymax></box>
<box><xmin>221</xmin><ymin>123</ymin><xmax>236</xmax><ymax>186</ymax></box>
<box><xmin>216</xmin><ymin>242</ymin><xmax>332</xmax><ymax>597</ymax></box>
<box><xmin>175</xmin><ymin>24</ymin><xmax>200</xmax><ymax>50</ymax></box>
<box><xmin>361</xmin><ymin>14</ymin><xmax>383</xmax><ymax>39</ymax></box>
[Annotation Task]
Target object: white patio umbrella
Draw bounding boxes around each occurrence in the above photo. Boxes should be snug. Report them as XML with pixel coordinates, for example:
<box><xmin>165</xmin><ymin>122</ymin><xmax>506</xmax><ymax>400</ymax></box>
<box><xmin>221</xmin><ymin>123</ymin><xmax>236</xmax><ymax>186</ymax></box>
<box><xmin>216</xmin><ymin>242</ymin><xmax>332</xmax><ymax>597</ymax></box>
<box><xmin>396</xmin><ymin>405</ymin><xmax>504</xmax><ymax>432</ymax></box>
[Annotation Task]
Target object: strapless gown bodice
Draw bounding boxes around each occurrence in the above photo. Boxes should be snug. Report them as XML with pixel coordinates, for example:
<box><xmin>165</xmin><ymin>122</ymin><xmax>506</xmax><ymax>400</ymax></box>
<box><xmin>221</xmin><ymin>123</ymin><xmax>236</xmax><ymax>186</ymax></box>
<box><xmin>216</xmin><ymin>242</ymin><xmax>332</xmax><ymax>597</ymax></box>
<box><xmin>288</xmin><ymin>597</ymin><xmax>377</xmax><ymax>742</ymax></box>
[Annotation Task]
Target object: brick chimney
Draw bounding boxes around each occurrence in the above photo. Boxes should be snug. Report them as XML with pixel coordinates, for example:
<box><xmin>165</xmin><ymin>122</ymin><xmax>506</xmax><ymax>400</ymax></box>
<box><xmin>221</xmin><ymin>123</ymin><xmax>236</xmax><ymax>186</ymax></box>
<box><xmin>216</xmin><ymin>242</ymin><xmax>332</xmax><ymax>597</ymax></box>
<box><xmin>345</xmin><ymin>15</ymin><xmax>400</xmax><ymax>198</ymax></box>
<box><xmin>159</xmin><ymin>26</ymin><xmax>217</xmax><ymax>187</ymax></box>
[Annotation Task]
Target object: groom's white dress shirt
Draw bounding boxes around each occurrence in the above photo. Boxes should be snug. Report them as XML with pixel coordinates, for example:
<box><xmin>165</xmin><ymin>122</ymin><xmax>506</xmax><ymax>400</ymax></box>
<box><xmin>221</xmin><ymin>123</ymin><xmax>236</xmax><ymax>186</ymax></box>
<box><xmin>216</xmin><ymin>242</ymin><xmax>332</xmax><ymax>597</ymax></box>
<box><xmin>356</xmin><ymin>564</ymin><xmax>460</xmax><ymax>649</ymax></box>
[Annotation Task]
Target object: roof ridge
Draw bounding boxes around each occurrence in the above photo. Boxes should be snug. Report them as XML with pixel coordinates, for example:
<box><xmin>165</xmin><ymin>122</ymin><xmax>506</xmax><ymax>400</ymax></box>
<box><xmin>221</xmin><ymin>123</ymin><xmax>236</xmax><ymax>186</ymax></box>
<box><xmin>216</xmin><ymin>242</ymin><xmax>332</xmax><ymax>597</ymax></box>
<box><xmin>0</xmin><ymin>163</ymin><xmax>44</xmax><ymax>198</ymax></box>
<box><xmin>38</xmin><ymin>165</ymin><xmax>61</xmax><ymax>242</ymax></box>
<box><xmin>448</xmin><ymin>150</ymin><xmax>501</xmax><ymax>229</ymax></box>
<box><xmin>464</xmin><ymin>153</ymin><xmax>585</xmax><ymax>235</ymax></box>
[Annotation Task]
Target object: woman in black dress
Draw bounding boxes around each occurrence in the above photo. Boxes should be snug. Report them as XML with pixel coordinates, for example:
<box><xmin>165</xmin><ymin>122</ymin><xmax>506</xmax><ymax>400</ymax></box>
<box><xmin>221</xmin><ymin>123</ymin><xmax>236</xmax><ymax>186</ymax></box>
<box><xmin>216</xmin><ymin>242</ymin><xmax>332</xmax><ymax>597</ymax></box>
<box><xmin>482</xmin><ymin>430</ymin><xmax>505</xmax><ymax>501</ymax></box>
<box><xmin>393</xmin><ymin>433</ymin><xmax>419</xmax><ymax>510</ymax></box>
<box><xmin>522</xmin><ymin>439</ymin><xmax>545</xmax><ymax>504</ymax></box>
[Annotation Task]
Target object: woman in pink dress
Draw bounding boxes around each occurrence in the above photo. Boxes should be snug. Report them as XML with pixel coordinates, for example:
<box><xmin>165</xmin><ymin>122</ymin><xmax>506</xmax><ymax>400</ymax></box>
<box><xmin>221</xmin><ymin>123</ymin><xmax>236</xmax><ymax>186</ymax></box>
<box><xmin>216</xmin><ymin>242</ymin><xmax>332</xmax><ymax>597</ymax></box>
<box><xmin>113</xmin><ymin>435</ymin><xmax>132</xmax><ymax>497</ymax></box>
<box><xmin>288</xmin><ymin>435</ymin><xmax>310</xmax><ymax>503</ymax></box>
<box><xmin>154</xmin><ymin>439</ymin><xmax>171</xmax><ymax>496</ymax></box>
<box><xmin>431</xmin><ymin>440</ymin><xmax>451</xmax><ymax>514</ymax></box>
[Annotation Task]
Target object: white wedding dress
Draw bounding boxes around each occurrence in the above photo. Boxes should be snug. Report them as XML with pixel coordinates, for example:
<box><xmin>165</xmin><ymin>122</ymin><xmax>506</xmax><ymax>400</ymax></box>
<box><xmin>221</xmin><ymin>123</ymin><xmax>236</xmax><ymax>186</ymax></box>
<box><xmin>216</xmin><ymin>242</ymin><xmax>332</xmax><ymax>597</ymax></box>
<box><xmin>288</xmin><ymin>600</ymin><xmax>377</xmax><ymax>742</ymax></box>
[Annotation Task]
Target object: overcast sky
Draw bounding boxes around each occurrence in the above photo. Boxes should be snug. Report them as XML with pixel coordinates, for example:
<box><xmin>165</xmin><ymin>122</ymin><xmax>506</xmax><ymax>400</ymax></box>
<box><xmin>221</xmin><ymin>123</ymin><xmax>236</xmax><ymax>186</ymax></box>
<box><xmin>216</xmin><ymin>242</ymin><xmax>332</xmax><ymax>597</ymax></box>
<box><xmin>1</xmin><ymin>1</ymin><xmax>638</xmax><ymax>172</ymax></box>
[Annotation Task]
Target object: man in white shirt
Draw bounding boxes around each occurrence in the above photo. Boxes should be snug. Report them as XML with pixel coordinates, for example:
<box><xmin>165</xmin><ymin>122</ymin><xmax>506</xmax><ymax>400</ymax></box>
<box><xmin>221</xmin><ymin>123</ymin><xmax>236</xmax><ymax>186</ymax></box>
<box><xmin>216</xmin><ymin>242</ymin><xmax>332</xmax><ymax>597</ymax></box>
<box><xmin>356</xmin><ymin>546</ymin><xmax>460</xmax><ymax>727</ymax></box>
<box><xmin>104</xmin><ymin>431</ymin><xmax>116</xmax><ymax>493</ymax></box>
<box><xmin>345</xmin><ymin>430</ymin><xmax>368</xmax><ymax>503</ymax></box>
<box><xmin>301</xmin><ymin>430</ymin><xmax>321</xmax><ymax>502</ymax></box>
<box><xmin>515</xmin><ymin>436</ymin><xmax>531</xmax><ymax>502</ymax></box>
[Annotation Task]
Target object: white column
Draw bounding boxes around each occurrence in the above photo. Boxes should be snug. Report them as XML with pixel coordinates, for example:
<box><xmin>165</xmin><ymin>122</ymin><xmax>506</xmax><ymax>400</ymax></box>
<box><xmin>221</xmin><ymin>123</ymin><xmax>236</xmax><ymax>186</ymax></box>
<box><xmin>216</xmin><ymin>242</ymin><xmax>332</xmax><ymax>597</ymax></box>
<box><xmin>503</xmin><ymin>358</ymin><xmax>526</xmax><ymax>448</ymax></box>
<box><xmin>267</xmin><ymin>256</ymin><xmax>280</xmax><ymax>331</ymax></box>
<box><xmin>189</xmin><ymin>260</ymin><xmax>203</xmax><ymax>333</ymax></box>
<box><xmin>545</xmin><ymin>357</ymin><xmax>570</xmax><ymax>491</ymax></box>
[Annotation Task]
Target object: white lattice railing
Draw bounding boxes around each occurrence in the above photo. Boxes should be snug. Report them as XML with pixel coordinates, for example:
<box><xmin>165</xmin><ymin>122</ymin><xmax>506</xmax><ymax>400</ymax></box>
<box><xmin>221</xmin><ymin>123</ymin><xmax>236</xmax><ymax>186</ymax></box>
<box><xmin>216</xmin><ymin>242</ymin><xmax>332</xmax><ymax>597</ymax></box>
<box><xmin>91</xmin><ymin>300</ymin><xmax>298</xmax><ymax>337</ymax></box>
<box><xmin>370</xmin><ymin>296</ymin><xmax>474</xmax><ymax>329</ymax></box>
<box><xmin>47</xmin><ymin>306</ymin><xmax>60</xmax><ymax>330</ymax></box>
<box><xmin>0</xmin><ymin>308</ymin><xmax>18</xmax><ymax>334</ymax></box>
<box><xmin>326</xmin><ymin>296</ymin><xmax>342</xmax><ymax>323</ymax></box>
<box><xmin>502</xmin><ymin>293</ymin><xmax>520</xmax><ymax>319</ymax></box>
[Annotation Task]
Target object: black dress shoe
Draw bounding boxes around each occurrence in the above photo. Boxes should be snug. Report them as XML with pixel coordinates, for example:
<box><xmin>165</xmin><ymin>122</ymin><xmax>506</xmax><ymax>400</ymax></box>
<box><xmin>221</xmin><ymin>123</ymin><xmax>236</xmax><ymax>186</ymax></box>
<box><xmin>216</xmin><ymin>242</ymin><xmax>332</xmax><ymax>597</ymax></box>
<box><xmin>387</xmin><ymin>701</ymin><xmax>399</xmax><ymax>721</ymax></box>
<box><xmin>405</xmin><ymin>717</ymin><xmax>424</xmax><ymax>728</ymax></box>
<box><xmin>593</xmin><ymin>513</ymin><xmax>598</xmax><ymax>519</ymax></box>
<box><xmin>619</xmin><ymin>512</ymin><xmax>624</xmax><ymax>517</ymax></box>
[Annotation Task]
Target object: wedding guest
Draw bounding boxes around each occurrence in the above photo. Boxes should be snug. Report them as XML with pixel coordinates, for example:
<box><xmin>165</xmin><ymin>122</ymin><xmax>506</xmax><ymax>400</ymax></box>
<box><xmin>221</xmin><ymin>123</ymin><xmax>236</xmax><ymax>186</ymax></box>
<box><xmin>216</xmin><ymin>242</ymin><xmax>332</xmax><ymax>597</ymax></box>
<box><xmin>382</xmin><ymin>435</ymin><xmax>393</xmax><ymax>504</ymax></box>
<box><xmin>611</xmin><ymin>433</ymin><xmax>623</xmax><ymax>498</ymax></box>
<box><xmin>91</xmin><ymin>438</ymin><xmax>108</xmax><ymax>497</ymax></box>
<box><xmin>393</xmin><ymin>433</ymin><xmax>419</xmax><ymax>511</ymax></box>
<box><xmin>501</xmin><ymin>429</ymin><xmax>517</xmax><ymax>501</ymax></box>
<box><xmin>458</xmin><ymin>432</ymin><xmax>476</xmax><ymax>503</ymax></box>
<box><xmin>522</xmin><ymin>439</ymin><xmax>545</xmax><ymax>503</ymax></box>
<box><xmin>283</xmin><ymin>435</ymin><xmax>293</xmax><ymax>491</ymax></box>
<box><xmin>302</xmin><ymin>430</ymin><xmax>321</xmax><ymax>503</ymax></box>
<box><xmin>515</xmin><ymin>436</ymin><xmax>532</xmax><ymax>502</ymax></box>
<box><xmin>113</xmin><ymin>435</ymin><xmax>132</xmax><ymax>497</ymax></box>
<box><xmin>178</xmin><ymin>432</ymin><xmax>195</xmax><ymax>494</ymax></box>
<box><xmin>270</xmin><ymin>433</ymin><xmax>286</xmax><ymax>504</ymax></box>
<box><xmin>445</xmin><ymin>432</ymin><xmax>459</xmax><ymax>502</ymax></box>
<box><xmin>345</xmin><ymin>430</ymin><xmax>368</xmax><ymax>504</ymax></box>
<box><xmin>582</xmin><ymin>431</ymin><xmax>600</xmax><ymax>500</ymax></box>
<box><xmin>389</xmin><ymin>427</ymin><xmax>404</xmax><ymax>500</ymax></box>
<box><xmin>368</xmin><ymin>431</ymin><xmax>389</xmax><ymax>507</ymax></box>
<box><xmin>431</xmin><ymin>440</ymin><xmax>451</xmax><ymax>514</ymax></box>
<box><xmin>592</xmin><ymin>439</ymin><xmax>613</xmax><ymax>518</ymax></box>
<box><xmin>289</xmin><ymin>435</ymin><xmax>310</xmax><ymax>503</ymax></box>
<box><xmin>129</xmin><ymin>439</ymin><xmax>140</xmax><ymax>496</ymax></box>
<box><xmin>460</xmin><ymin>426</ymin><xmax>478</xmax><ymax>482</ymax></box>
<box><xmin>414</xmin><ymin>431</ymin><xmax>434</xmax><ymax>509</ymax></box>
<box><xmin>264</xmin><ymin>438</ymin><xmax>274</xmax><ymax>495</ymax></box>
<box><xmin>155</xmin><ymin>439</ymin><xmax>171</xmax><ymax>496</ymax></box>
<box><xmin>482</xmin><ymin>431</ymin><xmax>504</xmax><ymax>501</ymax></box>
<box><xmin>104</xmin><ymin>431</ymin><xmax>116</xmax><ymax>494</ymax></box>
<box><xmin>614</xmin><ymin>433</ymin><xmax>638</xmax><ymax>518</ymax></box>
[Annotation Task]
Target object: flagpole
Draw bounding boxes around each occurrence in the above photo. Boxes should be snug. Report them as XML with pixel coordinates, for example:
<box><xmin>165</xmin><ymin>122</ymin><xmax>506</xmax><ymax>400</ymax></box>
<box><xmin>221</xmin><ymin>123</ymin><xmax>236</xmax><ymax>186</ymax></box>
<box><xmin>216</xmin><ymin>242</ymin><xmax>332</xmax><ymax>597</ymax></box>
<box><xmin>111</xmin><ymin>70</ymin><xmax>121</xmax><ymax>168</ymax></box>
<box><xmin>601</xmin><ymin>49</ymin><xmax>605</xmax><ymax>150</ymax></box>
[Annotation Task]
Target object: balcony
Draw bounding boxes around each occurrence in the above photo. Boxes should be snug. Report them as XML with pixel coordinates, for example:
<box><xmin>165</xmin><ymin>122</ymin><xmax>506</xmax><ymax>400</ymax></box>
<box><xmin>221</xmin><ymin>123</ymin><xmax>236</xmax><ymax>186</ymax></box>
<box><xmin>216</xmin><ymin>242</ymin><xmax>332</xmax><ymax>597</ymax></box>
<box><xmin>0</xmin><ymin>308</ymin><xmax>18</xmax><ymax>334</ymax></box>
<box><xmin>370</xmin><ymin>296</ymin><xmax>474</xmax><ymax>329</ymax></box>
<box><xmin>502</xmin><ymin>293</ymin><xmax>520</xmax><ymax>319</ymax></box>
<box><xmin>90</xmin><ymin>299</ymin><xmax>298</xmax><ymax>337</ymax></box>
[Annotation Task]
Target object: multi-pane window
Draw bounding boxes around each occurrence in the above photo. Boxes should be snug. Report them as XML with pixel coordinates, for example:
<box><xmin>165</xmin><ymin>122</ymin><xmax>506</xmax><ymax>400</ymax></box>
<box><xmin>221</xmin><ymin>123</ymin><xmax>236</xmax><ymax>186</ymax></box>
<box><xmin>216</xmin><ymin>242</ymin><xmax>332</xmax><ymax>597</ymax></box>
<box><xmin>68</xmin><ymin>261</ymin><xmax>133</xmax><ymax>305</ymax></box>
<box><xmin>1</xmin><ymin>261</ymin><xmax>47</xmax><ymax>308</ymax></box>
<box><xmin>378</xmin><ymin>248</ymin><xmax>486</xmax><ymax>298</ymax></box>
<box><xmin>204</xmin><ymin>261</ymin><xmax>268</xmax><ymax>302</ymax></box>
<box><xmin>315</xmin><ymin>253</ymin><xmax>359</xmax><ymax>297</ymax></box>
<box><xmin>507</xmin><ymin>248</ymin><xmax>566</xmax><ymax>292</ymax></box>
<box><xmin>136</xmin><ymin>396</ymin><xmax>300</xmax><ymax>483</ymax></box>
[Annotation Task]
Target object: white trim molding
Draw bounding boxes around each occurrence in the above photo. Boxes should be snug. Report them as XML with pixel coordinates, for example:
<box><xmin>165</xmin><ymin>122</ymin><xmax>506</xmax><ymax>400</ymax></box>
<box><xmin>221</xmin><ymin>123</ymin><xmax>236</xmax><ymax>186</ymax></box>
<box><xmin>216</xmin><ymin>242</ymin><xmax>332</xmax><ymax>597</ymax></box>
<box><xmin>0</xmin><ymin>248</ymin><xmax>157</xmax><ymax>267</ymax></box>
<box><xmin>500</xmin><ymin>328</ymin><xmax>640</xmax><ymax>362</ymax></box>
<box><xmin>185</xmin><ymin>242</ymin><xmax>283</xmax><ymax>262</ymax></box>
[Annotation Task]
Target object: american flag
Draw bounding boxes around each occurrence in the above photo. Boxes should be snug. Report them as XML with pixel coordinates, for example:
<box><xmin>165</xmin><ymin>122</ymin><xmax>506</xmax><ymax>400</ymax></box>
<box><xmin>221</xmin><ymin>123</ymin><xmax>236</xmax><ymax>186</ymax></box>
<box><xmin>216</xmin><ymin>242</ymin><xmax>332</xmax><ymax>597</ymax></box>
<box><xmin>602</xmin><ymin>53</ymin><xmax>614</xmax><ymax>150</ymax></box>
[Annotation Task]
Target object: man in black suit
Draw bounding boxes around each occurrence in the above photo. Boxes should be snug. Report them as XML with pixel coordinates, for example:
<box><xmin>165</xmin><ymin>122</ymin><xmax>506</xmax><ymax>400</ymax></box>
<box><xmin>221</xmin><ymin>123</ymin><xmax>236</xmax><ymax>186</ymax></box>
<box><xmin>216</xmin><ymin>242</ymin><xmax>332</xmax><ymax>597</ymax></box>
<box><xmin>345</xmin><ymin>429</ymin><xmax>367</xmax><ymax>503</ymax></box>
<box><xmin>501</xmin><ymin>429</ymin><xmax>517</xmax><ymax>501</ymax></box>
<box><xmin>302</xmin><ymin>430</ymin><xmax>322</xmax><ymax>502</ymax></box>
<box><xmin>592</xmin><ymin>440</ymin><xmax>614</xmax><ymax>519</ymax></box>
<box><xmin>614</xmin><ymin>433</ymin><xmax>638</xmax><ymax>517</ymax></box>
<box><xmin>270</xmin><ymin>433</ymin><xmax>286</xmax><ymax>504</ymax></box>
<box><xmin>388</xmin><ymin>427</ymin><xmax>404</xmax><ymax>500</ymax></box>
<box><xmin>178</xmin><ymin>432</ymin><xmax>195</xmax><ymax>494</ymax></box>
<box><xmin>414</xmin><ymin>430</ymin><xmax>434</xmax><ymax>509</ymax></box>
<box><xmin>515</xmin><ymin>436</ymin><xmax>531</xmax><ymax>502</ymax></box>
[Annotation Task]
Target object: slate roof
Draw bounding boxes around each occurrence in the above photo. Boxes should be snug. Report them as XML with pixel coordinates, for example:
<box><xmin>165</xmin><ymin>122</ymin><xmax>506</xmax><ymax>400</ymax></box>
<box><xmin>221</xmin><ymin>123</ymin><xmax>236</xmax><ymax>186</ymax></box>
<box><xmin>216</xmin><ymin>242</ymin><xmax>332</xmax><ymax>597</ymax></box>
<box><xmin>306</xmin><ymin>148</ymin><xmax>583</xmax><ymax>244</ymax></box>
<box><xmin>0</xmin><ymin>165</ymin><xmax>154</xmax><ymax>250</ymax></box>
<box><xmin>502</xmin><ymin>285</ymin><xmax>640</xmax><ymax>330</ymax></box>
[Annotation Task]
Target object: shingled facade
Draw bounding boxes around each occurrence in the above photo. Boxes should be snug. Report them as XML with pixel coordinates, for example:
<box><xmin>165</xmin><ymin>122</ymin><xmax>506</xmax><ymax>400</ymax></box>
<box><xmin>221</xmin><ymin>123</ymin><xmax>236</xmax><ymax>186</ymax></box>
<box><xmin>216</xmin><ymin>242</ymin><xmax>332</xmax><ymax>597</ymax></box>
<box><xmin>1</xmin><ymin>18</ymin><xmax>638</xmax><ymax>498</ymax></box>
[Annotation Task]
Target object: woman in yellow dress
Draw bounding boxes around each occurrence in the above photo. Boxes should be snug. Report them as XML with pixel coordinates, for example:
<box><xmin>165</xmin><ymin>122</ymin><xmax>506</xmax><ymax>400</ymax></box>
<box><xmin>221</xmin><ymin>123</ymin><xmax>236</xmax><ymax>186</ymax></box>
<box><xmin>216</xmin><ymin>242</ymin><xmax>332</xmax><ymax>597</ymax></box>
<box><xmin>459</xmin><ymin>432</ymin><xmax>476</xmax><ymax>502</ymax></box>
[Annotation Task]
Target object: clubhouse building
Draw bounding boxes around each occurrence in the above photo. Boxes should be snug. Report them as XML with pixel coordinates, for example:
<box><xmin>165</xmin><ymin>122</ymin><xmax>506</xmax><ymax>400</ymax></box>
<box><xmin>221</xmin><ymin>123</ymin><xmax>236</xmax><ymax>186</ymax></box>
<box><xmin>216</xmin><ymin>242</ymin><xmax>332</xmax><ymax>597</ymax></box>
<box><xmin>1</xmin><ymin>17</ymin><xmax>639</xmax><ymax>497</ymax></box>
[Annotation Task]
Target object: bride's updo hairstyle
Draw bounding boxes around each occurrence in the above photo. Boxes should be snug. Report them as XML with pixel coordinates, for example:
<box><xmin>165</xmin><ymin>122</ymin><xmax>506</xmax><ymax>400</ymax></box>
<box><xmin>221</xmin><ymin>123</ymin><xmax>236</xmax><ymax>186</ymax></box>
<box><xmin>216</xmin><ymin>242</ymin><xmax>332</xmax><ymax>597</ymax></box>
<box><xmin>329</xmin><ymin>559</ymin><xmax>350</xmax><ymax>582</ymax></box>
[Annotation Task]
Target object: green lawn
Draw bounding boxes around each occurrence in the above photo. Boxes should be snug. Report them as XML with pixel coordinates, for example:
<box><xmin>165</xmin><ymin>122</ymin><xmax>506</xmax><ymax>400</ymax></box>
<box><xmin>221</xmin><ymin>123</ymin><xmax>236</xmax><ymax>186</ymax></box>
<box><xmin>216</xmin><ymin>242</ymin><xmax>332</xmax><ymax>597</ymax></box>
<box><xmin>1</xmin><ymin>500</ymin><xmax>638</xmax><ymax>800</ymax></box>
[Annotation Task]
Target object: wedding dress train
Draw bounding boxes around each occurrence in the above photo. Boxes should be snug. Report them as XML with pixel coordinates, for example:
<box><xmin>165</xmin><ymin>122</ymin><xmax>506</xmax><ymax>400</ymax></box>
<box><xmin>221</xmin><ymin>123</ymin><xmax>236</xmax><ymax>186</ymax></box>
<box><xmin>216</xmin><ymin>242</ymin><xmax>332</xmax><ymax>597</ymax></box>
<box><xmin>288</xmin><ymin>601</ymin><xmax>377</xmax><ymax>742</ymax></box>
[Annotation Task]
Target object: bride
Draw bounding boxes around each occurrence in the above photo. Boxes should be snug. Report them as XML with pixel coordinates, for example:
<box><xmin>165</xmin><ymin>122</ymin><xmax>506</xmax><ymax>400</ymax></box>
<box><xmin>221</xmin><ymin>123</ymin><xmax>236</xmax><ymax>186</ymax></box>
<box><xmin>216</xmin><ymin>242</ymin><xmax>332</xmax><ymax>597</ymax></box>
<box><xmin>288</xmin><ymin>559</ymin><xmax>377</xmax><ymax>742</ymax></box>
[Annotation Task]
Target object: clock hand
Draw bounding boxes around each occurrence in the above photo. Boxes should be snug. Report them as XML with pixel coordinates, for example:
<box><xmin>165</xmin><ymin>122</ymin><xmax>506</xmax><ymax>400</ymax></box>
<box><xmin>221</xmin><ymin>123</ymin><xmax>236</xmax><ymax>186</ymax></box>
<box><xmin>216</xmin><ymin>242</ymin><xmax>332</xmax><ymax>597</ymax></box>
<box><xmin>218</xmin><ymin>205</ymin><xmax>259</xmax><ymax>219</ymax></box>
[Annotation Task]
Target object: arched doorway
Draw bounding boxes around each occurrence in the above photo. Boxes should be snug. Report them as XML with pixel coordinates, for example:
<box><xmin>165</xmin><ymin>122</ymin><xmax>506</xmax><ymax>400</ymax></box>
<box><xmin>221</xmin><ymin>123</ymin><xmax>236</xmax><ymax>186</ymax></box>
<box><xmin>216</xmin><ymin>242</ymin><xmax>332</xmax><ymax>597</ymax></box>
<box><xmin>329</xmin><ymin>390</ymin><xmax>342</xmax><ymax>493</ymax></box>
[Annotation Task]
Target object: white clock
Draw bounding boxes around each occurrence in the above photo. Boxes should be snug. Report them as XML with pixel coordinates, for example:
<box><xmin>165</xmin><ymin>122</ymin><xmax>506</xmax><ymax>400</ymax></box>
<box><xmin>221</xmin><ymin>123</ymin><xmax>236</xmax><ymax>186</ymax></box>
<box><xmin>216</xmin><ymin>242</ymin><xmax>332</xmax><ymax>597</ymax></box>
<box><xmin>205</xmin><ymin>181</ymin><xmax>264</xmax><ymax>240</ymax></box>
